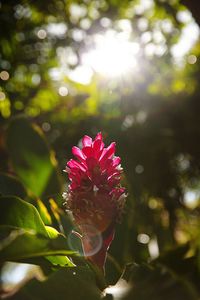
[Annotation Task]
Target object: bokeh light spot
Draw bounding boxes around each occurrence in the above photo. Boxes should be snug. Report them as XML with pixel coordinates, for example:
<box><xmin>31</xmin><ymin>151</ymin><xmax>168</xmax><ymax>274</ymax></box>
<box><xmin>187</xmin><ymin>54</ymin><xmax>197</xmax><ymax>64</ymax></box>
<box><xmin>137</xmin><ymin>233</ymin><xmax>150</xmax><ymax>244</ymax></box>
<box><xmin>0</xmin><ymin>70</ymin><xmax>9</xmax><ymax>81</ymax></box>
<box><xmin>42</xmin><ymin>122</ymin><xmax>51</xmax><ymax>132</ymax></box>
<box><xmin>37</xmin><ymin>29</ymin><xmax>47</xmax><ymax>39</ymax></box>
<box><xmin>0</xmin><ymin>92</ymin><xmax>6</xmax><ymax>101</ymax></box>
<box><xmin>135</xmin><ymin>165</ymin><xmax>144</xmax><ymax>174</ymax></box>
<box><xmin>58</xmin><ymin>86</ymin><xmax>69</xmax><ymax>96</ymax></box>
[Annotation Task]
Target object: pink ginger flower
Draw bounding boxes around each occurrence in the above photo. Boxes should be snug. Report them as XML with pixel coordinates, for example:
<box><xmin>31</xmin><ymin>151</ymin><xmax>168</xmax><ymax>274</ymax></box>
<box><xmin>64</xmin><ymin>133</ymin><xmax>126</xmax><ymax>271</ymax></box>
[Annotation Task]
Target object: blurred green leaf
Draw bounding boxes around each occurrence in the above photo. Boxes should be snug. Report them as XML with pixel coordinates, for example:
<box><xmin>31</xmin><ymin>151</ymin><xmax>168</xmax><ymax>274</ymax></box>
<box><xmin>49</xmin><ymin>198</ymin><xmax>62</xmax><ymax>223</ymax></box>
<box><xmin>45</xmin><ymin>255</ymin><xmax>74</xmax><ymax>267</ymax></box>
<box><xmin>45</xmin><ymin>226</ymin><xmax>61</xmax><ymax>238</ymax></box>
<box><xmin>45</xmin><ymin>226</ymin><xmax>76</xmax><ymax>267</ymax></box>
<box><xmin>105</xmin><ymin>263</ymin><xmax>198</xmax><ymax>300</ymax></box>
<box><xmin>0</xmin><ymin>173</ymin><xmax>27</xmax><ymax>199</ymax></box>
<box><xmin>36</xmin><ymin>199</ymin><xmax>52</xmax><ymax>226</ymax></box>
<box><xmin>0</xmin><ymin>196</ymin><xmax>75</xmax><ymax>266</ymax></box>
<box><xmin>8</xmin><ymin>267</ymin><xmax>101</xmax><ymax>300</ymax></box>
<box><xmin>0</xmin><ymin>196</ymin><xmax>48</xmax><ymax>236</ymax></box>
<box><xmin>6</xmin><ymin>117</ymin><xmax>61</xmax><ymax>199</ymax></box>
<box><xmin>0</xmin><ymin>226</ymin><xmax>73</xmax><ymax>265</ymax></box>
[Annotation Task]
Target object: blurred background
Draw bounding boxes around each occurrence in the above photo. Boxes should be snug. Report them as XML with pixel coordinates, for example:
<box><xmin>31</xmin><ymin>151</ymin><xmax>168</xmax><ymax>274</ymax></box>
<box><xmin>1</xmin><ymin>0</ymin><xmax>200</xmax><ymax>287</ymax></box>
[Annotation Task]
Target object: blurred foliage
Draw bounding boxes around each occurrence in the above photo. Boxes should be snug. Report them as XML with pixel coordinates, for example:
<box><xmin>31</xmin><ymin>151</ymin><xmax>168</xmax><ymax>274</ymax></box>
<box><xmin>6</xmin><ymin>117</ymin><xmax>62</xmax><ymax>200</ymax></box>
<box><xmin>1</xmin><ymin>0</ymin><xmax>200</xmax><ymax>299</ymax></box>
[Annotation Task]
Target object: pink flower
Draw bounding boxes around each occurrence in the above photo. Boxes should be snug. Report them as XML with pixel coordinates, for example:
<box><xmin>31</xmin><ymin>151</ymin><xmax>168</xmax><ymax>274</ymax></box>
<box><xmin>64</xmin><ymin>133</ymin><xmax>126</xmax><ymax>270</ymax></box>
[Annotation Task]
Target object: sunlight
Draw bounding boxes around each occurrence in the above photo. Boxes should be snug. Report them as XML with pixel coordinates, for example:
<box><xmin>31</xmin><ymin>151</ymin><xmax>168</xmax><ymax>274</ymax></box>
<box><xmin>104</xmin><ymin>279</ymin><xmax>131</xmax><ymax>300</ymax></box>
<box><xmin>49</xmin><ymin>6</ymin><xmax>199</xmax><ymax>85</ymax></box>
<box><xmin>1</xmin><ymin>262</ymin><xmax>42</xmax><ymax>289</ymax></box>
<box><xmin>82</xmin><ymin>30</ymin><xmax>139</xmax><ymax>78</ymax></box>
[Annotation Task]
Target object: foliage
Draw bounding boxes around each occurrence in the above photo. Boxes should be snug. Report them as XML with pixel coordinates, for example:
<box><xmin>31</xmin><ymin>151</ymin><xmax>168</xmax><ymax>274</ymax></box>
<box><xmin>1</xmin><ymin>0</ymin><xmax>200</xmax><ymax>299</ymax></box>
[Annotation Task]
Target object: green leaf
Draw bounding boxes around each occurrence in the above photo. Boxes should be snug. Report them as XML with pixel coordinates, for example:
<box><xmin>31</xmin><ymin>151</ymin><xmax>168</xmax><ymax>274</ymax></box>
<box><xmin>45</xmin><ymin>255</ymin><xmax>74</xmax><ymax>267</ymax></box>
<box><xmin>45</xmin><ymin>226</ymin><xmax>60</xmax><ymax>238</ymax></box>
<box><xmin>36</xmin><ymin>199</ymin><xmax>52</xmax><ymax>226</ymax></box>
<box><xmin>44</xmin><ymin>226</ymin><xmax>75</xmax><ymax>267</ymax></box>
<box><xmin>0</xmin><ymin>173</ymin><xmax>27</xmax><ymax>198</ymax></box>
<box><xmin>8</xmin><ymin>267</ymin><xmax>101</xmax><ymax>300</ymax></box>
<box><xmin>0</xmin><ymin>196</ymin><xmax>48</xmax><ymax>236</ymax></box>
<box><xmin>0</xmin><ymin>226</ymin><xmax>74</xmax><ymax>265</ymax></box>
<box><xmin>0</xmin><ymin>196</ymin><xmax>75</xmax><ymax>266</ymax></box>
<box><xmin>6</xmin><ymin>117</ymin><xmax>61</xmax><ymax>199</ymax></box>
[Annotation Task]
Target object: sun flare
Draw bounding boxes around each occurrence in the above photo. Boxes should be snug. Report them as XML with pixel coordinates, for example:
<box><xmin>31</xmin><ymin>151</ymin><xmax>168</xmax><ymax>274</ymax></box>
<box><xmin>82</xmin><ymin>30</ymin><xmax>139</xmax><ymax>78</ymax></box>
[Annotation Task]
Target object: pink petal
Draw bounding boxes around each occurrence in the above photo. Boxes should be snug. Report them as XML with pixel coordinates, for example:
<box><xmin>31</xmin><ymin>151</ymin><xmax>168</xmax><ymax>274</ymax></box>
<box><xmin>67</xmin><ymin>159</ymin><xmax>78</xmax><ymax>169</ymax></box>
<box><xmin>100</xmin><ymin>142</ymin><xmax>116</xmax><ymax>162</ymax></box>
<box><xmin>65</xmin><ymin>166</ymin><xmax>70</xmax><ymax>173</ymax></box>
<box><xmin>108</xmin><ymin>177</ymin><xmax>120</xmax><ymax>187</ymax></box>
<box><xmin>112</xmin><ymin>156</ymin><xmax>121</xmax><ymax>167</ymax></box>
<box><xmin>93</xmin><ymin>139</ymin><xmax>101</xmax><ymax>152</ymax></box>
<box><xmin>72</xmin><ymin>146</ymin><xmax>85</xmax><ymax>161</ymax></box>
<box><xmin>108</xmin><ymin>172</ymin><xmax>120</xmax><ymax>180</ymax></box>
<box><xmin>107</xmin><ymin>166</ymin><xmax>120</xmax><ymax>177</ymax></box>
<box><xmin>82</xmin><ymin>135</ymin><xmax>92</xmax><ymax>147</ymax></box>
<box><xmin>93</xmin><ymin>139</ymin><xmax>104</xmax><ymax>159</ymax></box>
<box><xmin>95</xmin><ymin>133</ymin><xmax>105</xmax><ymax>150</ymax></box>
<box><xmin>67</xmin><ymin>159</ymin><xmax>87</xmax><ymax>172</ymax></box>
<box><xmin>82</xmin><ymin>146</ymin><xmax>94</xmax><ymax>157</ymax></box>
<box><xmin>68</xmin><ymin>165</ymin><xmax>86</xmax><ymax>181</ymax></box>
<box><xmin>100</xmin><ymin>158</ymin><xmax>112</xmax><ymax>172</ymax></box>
<box><xmin>95</xmin><ymin>132</ymin><xmax>102</xmax><ymax>141</ymax></box>
<box><xmin>70</xmin><ymin>182</ymin><xmax>79</xmax><ymax>190</ymax></box>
